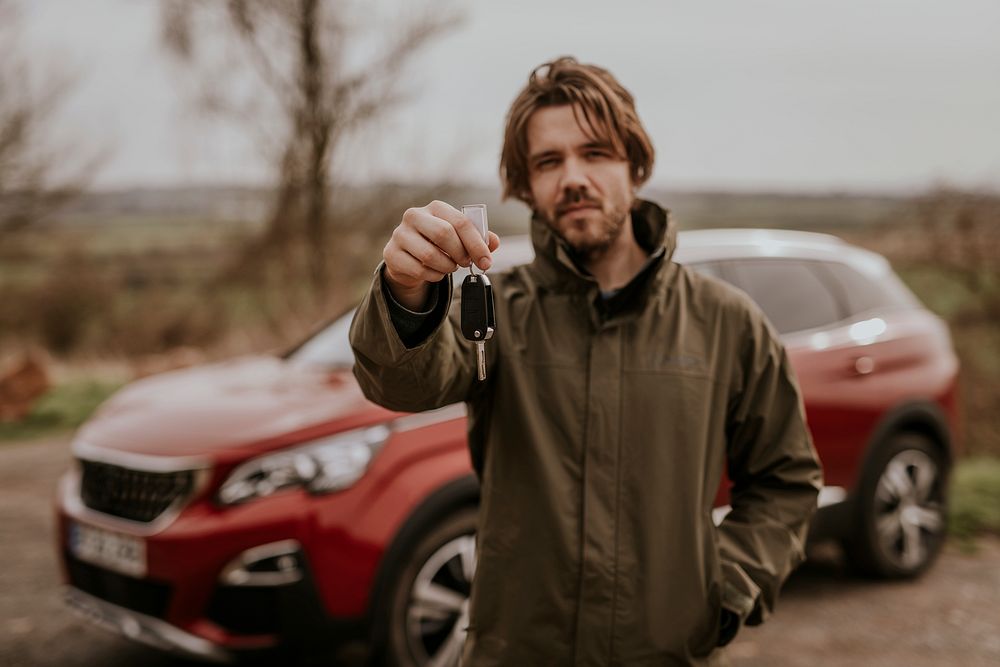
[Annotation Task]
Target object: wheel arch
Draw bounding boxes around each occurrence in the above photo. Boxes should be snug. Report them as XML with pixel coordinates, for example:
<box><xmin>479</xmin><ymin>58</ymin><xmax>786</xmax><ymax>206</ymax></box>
<box><xmin>367</xmin><ymin>474</ymin><xmax>480</xmax><ymax>648</ymax></box>
<box><xmin>857</xmin><ymin>399</ymin><xmax>955</xmax><ymax>482</ymax></box>
<box><xmin>837</xmin><ymin>399</ymin><xmax>953</xmax><ymax>577</ymax></box>
<box><xmin>813</xmin><ymin>399</ymin><xmax>954</xmax><ymax>543</ymax></box>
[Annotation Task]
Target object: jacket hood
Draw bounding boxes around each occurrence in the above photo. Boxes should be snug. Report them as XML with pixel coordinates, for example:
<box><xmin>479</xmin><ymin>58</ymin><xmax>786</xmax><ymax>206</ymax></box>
<box><xmin>527</xmin><ymin>198</ymin><xmax>676</xmax><ymax>292</ymax></box>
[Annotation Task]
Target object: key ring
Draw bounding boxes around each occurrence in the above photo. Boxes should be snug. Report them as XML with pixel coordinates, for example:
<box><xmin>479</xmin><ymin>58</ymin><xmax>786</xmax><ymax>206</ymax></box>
<box><xmin>462</xmin><ymin>204</ymin><xmax>489</xmax><ymax>277</ymax></box>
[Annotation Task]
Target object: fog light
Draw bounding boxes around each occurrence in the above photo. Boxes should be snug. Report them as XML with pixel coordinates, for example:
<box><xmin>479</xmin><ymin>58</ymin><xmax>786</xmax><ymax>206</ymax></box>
<box><xmin>219</xmin><ymin>540</ymin><xmax>303</xmax><ymax>586</ymax></box>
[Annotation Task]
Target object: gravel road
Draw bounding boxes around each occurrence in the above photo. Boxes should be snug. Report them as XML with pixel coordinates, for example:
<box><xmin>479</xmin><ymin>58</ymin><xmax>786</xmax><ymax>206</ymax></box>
<box><xmin>2</xmin><ymin>436</ymin><xmax>998</xmax><ymax>667</ymax></box>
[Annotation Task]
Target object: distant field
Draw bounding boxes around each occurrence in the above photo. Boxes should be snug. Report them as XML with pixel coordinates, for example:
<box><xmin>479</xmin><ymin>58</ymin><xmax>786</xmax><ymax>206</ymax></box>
<box><xmin>4</xmin><ymin>187</ymin><xmax>910</xmax><ymax>291</ymax></box>
<box><xmin>659</xmin><ymin>190</ymin><xmax>909</xmax><ymax>231</ymax></box>
<box><xmin>440</xmin><ymin>187</ymin><xmax>911</xmax><ymax>234</ymax></box>
<box><xmin>43</xmin><ymin>184</ymin><xmax>912</xmax><ymax>236</ymax></box>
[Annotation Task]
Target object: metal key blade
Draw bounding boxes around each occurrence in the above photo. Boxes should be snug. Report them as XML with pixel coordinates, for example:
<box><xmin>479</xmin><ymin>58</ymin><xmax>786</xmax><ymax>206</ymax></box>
<box><xmin>476</xmin><ymin>341</ymin><xmax>487</xmax><ymax>381</ymax></box>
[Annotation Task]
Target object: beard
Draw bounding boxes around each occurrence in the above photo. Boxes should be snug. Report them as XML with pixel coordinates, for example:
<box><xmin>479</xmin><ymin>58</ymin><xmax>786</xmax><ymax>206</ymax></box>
<box><xmin>540</xmin><ymin>190</ymin><xmax>631</xmax><ymax>261</ymax></box>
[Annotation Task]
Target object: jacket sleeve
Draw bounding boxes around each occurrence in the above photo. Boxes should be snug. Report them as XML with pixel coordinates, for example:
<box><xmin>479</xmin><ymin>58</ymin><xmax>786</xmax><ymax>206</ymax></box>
<box><xmin>349</xmin><ymin>262</ymin><xmax>485</xmax><ymax>412</ymax></box>
<box><xmin>717</xmin><ymin>304</ymin><xmax>823</xmax><ymax>629</ymax></box>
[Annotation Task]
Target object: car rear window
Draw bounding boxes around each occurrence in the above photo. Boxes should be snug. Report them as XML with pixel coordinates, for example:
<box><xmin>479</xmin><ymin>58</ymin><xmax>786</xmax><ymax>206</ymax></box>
<box><xmin>725</xmin><ymin>259</ymin><xmax>842</xmax><ymax>334</ymax></box>
<box><xmin>818</xmin><ymin>261</ymin><xmax>919</xmax><ymax>316</ymax></box>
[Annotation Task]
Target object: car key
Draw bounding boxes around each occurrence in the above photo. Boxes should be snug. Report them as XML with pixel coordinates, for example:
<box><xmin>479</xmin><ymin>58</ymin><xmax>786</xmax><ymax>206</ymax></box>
<box><xmin>461</xmin><ymin>205</ymin><xmax>495</xmax><ymax>381</ymax></box>
<box><xmin>461</xmin><ymin>273</ymin><xmax>494</xmax><ymax>380</ymax></box>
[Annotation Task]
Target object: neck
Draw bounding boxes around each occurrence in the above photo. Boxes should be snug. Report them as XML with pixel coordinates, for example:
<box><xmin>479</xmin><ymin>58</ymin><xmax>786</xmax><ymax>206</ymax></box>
<box><xmin>584</xmin><ymin>216</ymin><xmax>649</xmax><ymax>292</ymax></box>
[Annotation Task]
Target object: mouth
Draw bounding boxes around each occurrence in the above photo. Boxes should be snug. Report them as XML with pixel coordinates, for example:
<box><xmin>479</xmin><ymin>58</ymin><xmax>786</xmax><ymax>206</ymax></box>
<box><xmin>557</xmin><ymin>202</ymin><xmax>601</xmax><ymax>217</ymax></box>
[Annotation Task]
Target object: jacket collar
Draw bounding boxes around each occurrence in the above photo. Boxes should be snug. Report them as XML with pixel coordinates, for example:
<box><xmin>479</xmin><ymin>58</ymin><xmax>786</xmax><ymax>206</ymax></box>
<box><xmin>528</xmin><ymin>198</ymin><xmax>677</xmax><ymax>294</ymax></box>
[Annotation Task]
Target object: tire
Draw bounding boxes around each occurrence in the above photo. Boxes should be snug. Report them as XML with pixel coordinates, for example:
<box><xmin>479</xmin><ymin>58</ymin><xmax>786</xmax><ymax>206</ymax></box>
<box><xmin>844</xmin><ymin>432</ymin><xmax>949</xmax><ymax>578</ymax></box>
<box><xmin>382</xmin><ymin>507</ymin><xmax>478</xmax><ymax>667</ymax></box>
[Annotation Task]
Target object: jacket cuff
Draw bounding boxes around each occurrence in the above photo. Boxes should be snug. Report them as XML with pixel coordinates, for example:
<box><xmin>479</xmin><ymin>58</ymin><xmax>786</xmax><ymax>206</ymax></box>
<box><xmin>716</xmin><ymin>608</ymin><xmax>740</xmax><ymax>647</ymax></box>
<box><xmin>380</xmin><ymin>266</ymin><xmax>448</xmax><ymax>348</ymax></box>
<box><xmin>719</xmin><ymin>559</ymin><xmax>762</xmax><ymax>626</ymax></box>
<box><xmin>374</xmin><ymin>261</ymin><xmax>451</xmax><ymax>349</ymax></box>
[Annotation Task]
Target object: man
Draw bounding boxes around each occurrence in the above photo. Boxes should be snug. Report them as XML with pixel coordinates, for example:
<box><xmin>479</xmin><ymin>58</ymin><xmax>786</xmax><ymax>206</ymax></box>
<box><xmin>351</xmin><ymin>57</ymin><xmax>822</xmax><ymax>666</ymax></box>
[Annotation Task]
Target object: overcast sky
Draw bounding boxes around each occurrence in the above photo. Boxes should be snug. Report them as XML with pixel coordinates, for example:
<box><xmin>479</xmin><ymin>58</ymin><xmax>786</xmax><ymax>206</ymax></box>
<box><xmin>20</xmin><ymin>0</ymin><xmax>1000</xmax><ymax>192</ymax></box>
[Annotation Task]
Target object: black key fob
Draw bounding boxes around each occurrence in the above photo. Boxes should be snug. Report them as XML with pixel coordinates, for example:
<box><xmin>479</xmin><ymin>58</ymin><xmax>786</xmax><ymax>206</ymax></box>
<box><xmin>461</xmin><ymin>273</ymin><xmax>494</xmax><ymax>341</ymax></box>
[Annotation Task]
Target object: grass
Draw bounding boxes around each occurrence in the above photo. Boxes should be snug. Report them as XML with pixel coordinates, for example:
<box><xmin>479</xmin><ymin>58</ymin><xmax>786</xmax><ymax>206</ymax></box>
<box><xmin>0</xmin><ymin>380</ymin><xmax>122</xmax><ymax>442</ymax></box>
<box><xmin>949</xmin><ymin>457</ymin><xmax>1000</xmax><ymax>544</ymax></box>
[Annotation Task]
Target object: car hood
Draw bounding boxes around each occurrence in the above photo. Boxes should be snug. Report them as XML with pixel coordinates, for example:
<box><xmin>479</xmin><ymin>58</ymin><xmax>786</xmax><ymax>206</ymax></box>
<box><xmin>74</xmin><ymin>356</ymin><xmax>382</xmax><ymax>460</ymax></box>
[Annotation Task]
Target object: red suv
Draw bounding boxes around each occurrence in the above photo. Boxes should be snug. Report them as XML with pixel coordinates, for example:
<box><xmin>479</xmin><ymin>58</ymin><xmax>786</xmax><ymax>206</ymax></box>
<box><xmin>55</xmin><ymin>228</ymin><xmax>960</xmax><ymax>666</ymax></box>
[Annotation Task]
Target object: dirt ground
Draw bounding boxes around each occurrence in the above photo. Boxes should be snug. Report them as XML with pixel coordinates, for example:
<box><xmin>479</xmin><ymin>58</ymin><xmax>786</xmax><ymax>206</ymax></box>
<box><xmin>2</xmin><ymin>435</ymin><xmax>999</xmax><ymax>667</ymax></box>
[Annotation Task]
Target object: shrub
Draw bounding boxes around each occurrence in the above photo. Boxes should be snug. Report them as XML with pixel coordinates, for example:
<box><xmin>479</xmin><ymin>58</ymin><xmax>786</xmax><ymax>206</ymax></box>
<box><xmin>949</xmin><ymin>457</ymin><xmax>1000</xmax><ymax>542</ymax></box>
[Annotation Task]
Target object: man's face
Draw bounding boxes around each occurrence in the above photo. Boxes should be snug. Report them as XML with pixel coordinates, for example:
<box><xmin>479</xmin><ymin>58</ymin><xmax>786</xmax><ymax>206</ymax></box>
<box><xmin>526</xmin><ymin>104</ymin><xmax>635</xmax><ymax>258</ymax></box>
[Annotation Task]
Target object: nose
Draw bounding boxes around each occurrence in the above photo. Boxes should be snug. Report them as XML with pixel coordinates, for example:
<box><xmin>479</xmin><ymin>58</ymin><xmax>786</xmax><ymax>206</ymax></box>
<box><xmin>558</xmin><ymin>156</ymin><xmax>589</xmax><ymax>193</ymax></box>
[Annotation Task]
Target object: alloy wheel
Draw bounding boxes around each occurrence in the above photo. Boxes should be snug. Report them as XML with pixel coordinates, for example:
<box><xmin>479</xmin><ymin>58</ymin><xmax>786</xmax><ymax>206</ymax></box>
<box><xmin>404</xmin><ymin>533</ymin><xmax>476</xmax><ymax>667</ymax></box>
<box><xmin>872</xmin><ymin>448</ymin><xmax>945</xmax><ymax>571</ymax></box>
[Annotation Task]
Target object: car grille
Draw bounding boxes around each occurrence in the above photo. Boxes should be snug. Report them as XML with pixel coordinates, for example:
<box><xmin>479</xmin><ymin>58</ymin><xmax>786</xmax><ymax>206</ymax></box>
<box><xmin>79</xmin><ymin>460</ymin><xmax>195</xmax><ymax>523</ymax></box>
<box><xmin>65</xmin><ymin>552</ymin><xmax>172</xmax><ymax>619</ymax></box>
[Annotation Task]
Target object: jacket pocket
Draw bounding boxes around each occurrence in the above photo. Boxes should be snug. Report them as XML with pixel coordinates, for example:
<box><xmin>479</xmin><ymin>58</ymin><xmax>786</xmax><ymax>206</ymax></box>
<box><xmin>687</xmin><ymin>578</ymin><xmax>723</xmax><ymax>658</ymax></box>
<box><xmin>685</xmin><ymin>537</ymin><xmax>725</xmax><ymax>660</ymax></box>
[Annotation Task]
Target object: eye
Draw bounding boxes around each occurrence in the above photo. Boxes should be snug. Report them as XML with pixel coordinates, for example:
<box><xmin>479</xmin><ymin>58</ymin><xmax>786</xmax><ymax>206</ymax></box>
<box><xmin>533</xmin><ymin>157</ymin><xmax>559</xmax><ymax>170</ymax></box>
<box><xmin>585</xmin><ymin>148</ymin><xmax>612</xmax><ymax>159</ymax></box>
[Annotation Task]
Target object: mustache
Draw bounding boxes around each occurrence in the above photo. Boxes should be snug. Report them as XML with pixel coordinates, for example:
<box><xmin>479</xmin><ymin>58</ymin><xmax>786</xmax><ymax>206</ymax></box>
<box><xmin>556</xmin><ymin>192</ymin><xmax>602</xmax><ymax>216</ymax></box>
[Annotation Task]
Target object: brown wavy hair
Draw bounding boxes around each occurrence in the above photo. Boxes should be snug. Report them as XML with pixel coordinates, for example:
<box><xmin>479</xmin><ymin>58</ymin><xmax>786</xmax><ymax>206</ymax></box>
<box><xmin>500</xmin><ymin>57</ymin><xmax>655</xmax><ymax>205</ymax></box>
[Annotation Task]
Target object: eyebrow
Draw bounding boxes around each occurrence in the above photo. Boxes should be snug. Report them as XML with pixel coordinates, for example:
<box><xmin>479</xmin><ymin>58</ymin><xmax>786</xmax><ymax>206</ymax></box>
<box><xmin>582</xmin><ymin>140</ymin><xmax>615</xmax><ymax>150</ymax></box>
<box><xmin>529</xmin><ymin>141</ymin><xmax>616</xmax><ymax>164</ymax></box>
<box><xmin>528</xmin><ymin>149</ymin><xmax>561</xmax><ymax>164</ymax></box>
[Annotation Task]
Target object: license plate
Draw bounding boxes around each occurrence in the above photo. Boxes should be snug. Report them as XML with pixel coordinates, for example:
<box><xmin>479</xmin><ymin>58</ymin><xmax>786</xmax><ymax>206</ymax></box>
<box><xmin>69</xmin><ymin>522</ymin><xmax>146</xmax><ymax>578</ymax></box>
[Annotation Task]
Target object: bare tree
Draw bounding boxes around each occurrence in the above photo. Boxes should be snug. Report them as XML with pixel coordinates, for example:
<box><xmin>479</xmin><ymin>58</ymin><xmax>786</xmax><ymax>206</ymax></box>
<box><xmin>0</xmin><ymin>0</ymin><xmax>95</xmax><ymax>233</ymax></box>
<box><xmin>161</xmin><ymin>0</ymin><xmax>461</xmax><ymax>294</ymax></box>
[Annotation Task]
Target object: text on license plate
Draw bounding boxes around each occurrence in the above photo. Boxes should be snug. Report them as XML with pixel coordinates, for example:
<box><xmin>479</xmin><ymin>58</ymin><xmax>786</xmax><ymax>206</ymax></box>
<box><xmin>69</xmin><ymin>522</ymin><xmax>146</xmax><ymax>578</ymax></box>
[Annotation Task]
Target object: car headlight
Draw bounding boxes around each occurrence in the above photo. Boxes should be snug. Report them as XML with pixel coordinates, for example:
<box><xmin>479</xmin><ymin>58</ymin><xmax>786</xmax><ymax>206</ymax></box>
<box><xmin>218</xmin><ymin>425</ymin><xmax>390</xmax><ymax>505</ymax></box>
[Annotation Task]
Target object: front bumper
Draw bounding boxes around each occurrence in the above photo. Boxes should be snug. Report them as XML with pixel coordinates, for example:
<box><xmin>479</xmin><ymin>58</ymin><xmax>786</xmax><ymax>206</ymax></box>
<box><xmin>64</xmin><ymin>586</ymin><xmax>235</xmax><ymax>663</ymax></box>
<box><xmin>56</xmin><ymin>470</ymin><xmax>372</xmax><ymax>661</ymax></box>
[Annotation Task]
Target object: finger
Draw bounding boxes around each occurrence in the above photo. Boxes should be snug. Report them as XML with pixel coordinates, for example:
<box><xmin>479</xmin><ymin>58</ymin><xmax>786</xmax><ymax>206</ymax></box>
<box><xmin>487</xmin><ymin>231</ymin><xmax>500</xmax><ymax>253</ymax></box>
<box><xmin>389</xmin><ymin>248</ymin><xmax>447</xmax><ymax>284</ymax></box>
<box><xmin>398</xmin><ymin>227</ymin><xmax>460</xmax><ymax>275</ymax></box>
<box><xmin>426</xmin><ymin>218</ymin><xmax>473</xmax><ymax>267</ymax></box>
<box><xmin>405</xmin><ymin>205</ymin><xmax>472</xmax><ymax>266</ymax></box>
<box><xmin>427</xmin><ymin>200</ymin><xmax>492</xmax><ymax>271</ymax></box>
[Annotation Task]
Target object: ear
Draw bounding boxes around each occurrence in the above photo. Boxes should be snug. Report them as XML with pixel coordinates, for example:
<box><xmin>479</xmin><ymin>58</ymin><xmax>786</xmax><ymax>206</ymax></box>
<box><xmin>632</xmin><ymin>166</ymin><xmax>645</xmax><ymax>191</ymax></box>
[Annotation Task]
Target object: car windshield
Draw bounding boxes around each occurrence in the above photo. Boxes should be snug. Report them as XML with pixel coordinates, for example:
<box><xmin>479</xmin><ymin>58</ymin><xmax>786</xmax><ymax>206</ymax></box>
<box><xmin>286</xmin><ymin>308</ymin><xmax>358</xmax><ymax>370</ymax></box>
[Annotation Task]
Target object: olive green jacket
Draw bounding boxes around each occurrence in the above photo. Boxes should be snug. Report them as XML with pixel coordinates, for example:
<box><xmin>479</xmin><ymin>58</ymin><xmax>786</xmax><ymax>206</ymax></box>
<box><xmin>350</xmin><ymin>200</ymin><xmax>822</xmax><ymax>666</ymax></box>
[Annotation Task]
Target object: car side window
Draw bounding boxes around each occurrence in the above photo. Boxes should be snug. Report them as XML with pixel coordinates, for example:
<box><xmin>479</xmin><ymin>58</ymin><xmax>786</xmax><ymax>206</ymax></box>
<box><xmin>726</xmin><ymin>259</ymin><xmax>843</xmax><ymax>334</ymax></box>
